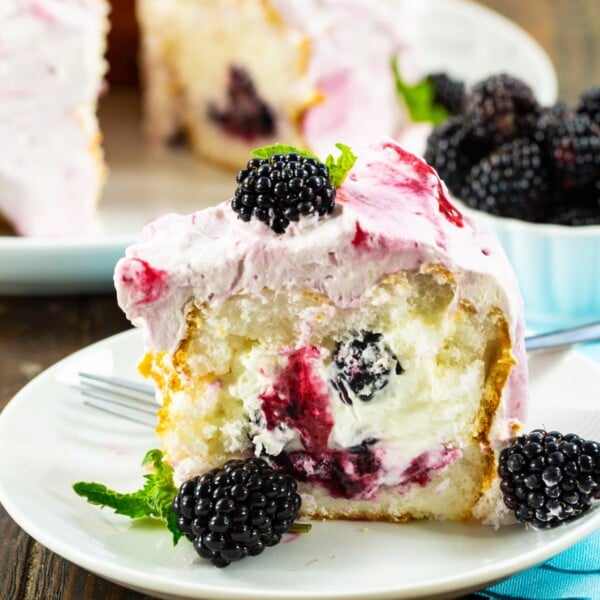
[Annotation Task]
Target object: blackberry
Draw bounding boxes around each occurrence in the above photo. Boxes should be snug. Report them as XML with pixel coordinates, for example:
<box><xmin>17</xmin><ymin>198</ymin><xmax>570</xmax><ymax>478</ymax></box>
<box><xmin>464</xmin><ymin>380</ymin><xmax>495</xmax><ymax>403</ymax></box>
<box><xmin>173</xmin><ymin>458</ymin><xmax>302</xmax><ymax>567</ymax></box>
<box><xmin>466</xmin><ymin>73</ymin><xmax>540</xmax><ymax>144</ymax></box>
<box><xmin>549</xmin><ymin>114</ymin><xmax>600</xmax><ymax>189</ymax></box>
<box><xmin>331</xmin><ymin>330</ymin><xmax>402</xmax><ymax>403</ymax></box>
<box><xmin>548</xmin><ymin>181</ymin><xmax>600</xmax><ymax>226</ymax></box>
<box><xmin>498</xmin><ymin>429</ymin><xmax>600</xmax><ymax>529</ymax></box>
<box><xmin>577</xmin><ymin>86</ymin><xmax>600</xmax><ymax>126</ymax></box>
<box><xmin>427</xmin><ymin>72</ymin><xmax>466</xmax><ymax>116</ymax></box>
<box><xmin>460</xmin><ymin>138</ymin><xmax>550</xmax><ymax>221</ymax></box>
<box><xmin>232</xmin><ymin>153</ymin><xmax>336</xmax><ymax>233</ymax></box>
<box><xmin>424</xmin><ymin>117</ymin><xmax>493</xmax><ymax>195</ymax></box>
<box><xmin>208</xmin><ymin>66</ymin><xmax>274</xmax><ymax>140</ymax></box>
<box><xmin>532</xmin><ymin>102</ymin><xmax>573</xmax><ymax>150</ymax></box>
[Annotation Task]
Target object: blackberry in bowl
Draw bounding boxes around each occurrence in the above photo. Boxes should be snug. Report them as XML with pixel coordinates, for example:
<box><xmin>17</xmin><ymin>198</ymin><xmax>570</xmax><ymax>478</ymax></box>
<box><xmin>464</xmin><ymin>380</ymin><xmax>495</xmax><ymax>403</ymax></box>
<box><xmin>425</xmin><ymin>75</ymin><xmax>600</xmax><ymax>329</ymax></box>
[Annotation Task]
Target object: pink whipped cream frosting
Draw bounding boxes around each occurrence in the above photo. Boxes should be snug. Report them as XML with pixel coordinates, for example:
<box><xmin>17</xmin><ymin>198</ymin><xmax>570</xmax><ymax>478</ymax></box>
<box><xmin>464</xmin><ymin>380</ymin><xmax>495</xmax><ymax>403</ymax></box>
<box><xmin>115</xmin><ymin>139</ymin><xmax>528</xmax><ymax>423</ymax></box>
<box><xmin>0</xmin><ymin>0</ymin><xmax>106</xmax><ymax>236</ymax></box>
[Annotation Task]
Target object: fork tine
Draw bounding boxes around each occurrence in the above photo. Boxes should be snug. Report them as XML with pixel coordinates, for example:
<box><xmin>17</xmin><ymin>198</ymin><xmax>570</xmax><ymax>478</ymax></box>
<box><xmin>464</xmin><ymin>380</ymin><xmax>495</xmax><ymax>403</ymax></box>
<box><xmin>79</xmin><ymin>372</ymin><xmax>155</xmax><ymax>396</ymax></box>
<box><xmin>80</xmin><ymin>387</ymin><xmax>157</xmax><ymax>415</ymax></box>
<box><xmin>82</xmin><ymin>397</ymin><xmax>156</xmax><ymax>427</ymax></box>
<box><xmin>78</xmin><ymin>372</ymin><xmax>158</xmax><ymax>427</ymax></box>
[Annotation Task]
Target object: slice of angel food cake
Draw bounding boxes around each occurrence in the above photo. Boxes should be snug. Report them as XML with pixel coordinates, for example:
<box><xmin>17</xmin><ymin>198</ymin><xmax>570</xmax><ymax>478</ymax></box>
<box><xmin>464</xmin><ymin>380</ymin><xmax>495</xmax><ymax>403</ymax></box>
<box><xmin>136</xmin><ymin>0</ymin><xmax>422</xmax><ymax>168</ymax></box>
<box><xmin>114</xmin><ymin>137</ymin><xmax>529</xmax><ymax>521</ymax></box>
<box><xmin>0</xmin><ymin>0</ymin><xmax>108</xmax><ymax>236</ymax></box>
<box><xmin>74</xmin><ymin>140</ymin><xmax>600</xmax><ymax>569</ymax></box>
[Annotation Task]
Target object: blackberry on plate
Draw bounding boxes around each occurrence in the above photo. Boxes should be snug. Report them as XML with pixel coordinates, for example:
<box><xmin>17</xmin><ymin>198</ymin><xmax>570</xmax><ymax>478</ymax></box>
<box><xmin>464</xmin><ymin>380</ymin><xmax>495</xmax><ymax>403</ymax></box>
<box><xmin>498</xmin><ymin>429</ymin><xmax>600</xmax><ymax>529</ymax></box>
<box><xmin>466</xmin><ymin>73</ymin><xmax>540</xmax><ymax>144</ymax></box>
<box><xmin>232</xmin><ymin>153</ymin><xmax>336</xmax><ymax>233</ymax></box>
<box><xmin>460</xmin><ymin>138</ymin><xmax>550</xmax><ymax>221</ymax></box>
<box><xmin>331</xmin><ymin>330</ymin><xmax>402</xmax><ymax>403</ymax></box>
<box><xmin>173</xmin><ymin>457</ymin><xmax>303</xmax><ymax>568</ymax></box>
<box><xmin>549</xmin><ymin>114</ymin><xmax>600</xmax><ymax>189</ymax></box>
<box><xmin>427</xmin><ymin>72</ymin><xmax>466</xmax><ymax>116</ymax></box>
<box><xmin>577</xmin><ymin>86</ymin><xmax>600</xmax><ymax>126</ymax></box>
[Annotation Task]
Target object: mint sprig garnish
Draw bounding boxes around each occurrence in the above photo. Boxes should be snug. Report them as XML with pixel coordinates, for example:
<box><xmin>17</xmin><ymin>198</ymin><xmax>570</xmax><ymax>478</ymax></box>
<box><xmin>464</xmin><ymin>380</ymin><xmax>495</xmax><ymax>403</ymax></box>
<box><xmin>391</xmin><ymin>57</ymin><xmax>449</xmax><ymax>125</ymax></box>
<box><xmin>325</xmin><ymin>143</ymin><xmax>357</xmax><ymax>187</ymax></box>
<box><xmin>73</xmin><ymin>449</ymin><xmax>182</xmax><ymax>544</ymax></box>
<box><xmin>251</xmin><ymin>142</ymin><xmax>357</xmax><ymax>188</ymax></box>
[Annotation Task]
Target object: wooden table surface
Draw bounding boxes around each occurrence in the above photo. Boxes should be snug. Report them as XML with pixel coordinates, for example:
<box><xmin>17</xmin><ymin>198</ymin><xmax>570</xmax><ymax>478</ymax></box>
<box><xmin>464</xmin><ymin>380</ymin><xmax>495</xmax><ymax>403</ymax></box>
<box><xmin>1</xmin><ymin>1</ymin><xmax>599</xmax><ymax>598</ymax></box>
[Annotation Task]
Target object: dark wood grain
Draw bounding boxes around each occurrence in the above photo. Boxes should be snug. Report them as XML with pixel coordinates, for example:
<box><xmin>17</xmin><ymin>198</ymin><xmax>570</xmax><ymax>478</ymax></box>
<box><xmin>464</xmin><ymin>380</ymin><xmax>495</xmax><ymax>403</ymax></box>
<box><xmin>478</xmin><ymin>0</ymin><xmax>600</xmax><ymax>102</ymax></box>
<box><xmin>106</xmin><ymin>0</ymin><xmax>139</xmax><ymax>87</ymax></box>
<box><xmin>1</xmin><ymin>2</ymin><xmax>599</xmax><ymax>598</ymax></box>
<box><xmin>0</xmin><ymin>296</ymin><xmax>134</xmax><ymax>600</ymax></box>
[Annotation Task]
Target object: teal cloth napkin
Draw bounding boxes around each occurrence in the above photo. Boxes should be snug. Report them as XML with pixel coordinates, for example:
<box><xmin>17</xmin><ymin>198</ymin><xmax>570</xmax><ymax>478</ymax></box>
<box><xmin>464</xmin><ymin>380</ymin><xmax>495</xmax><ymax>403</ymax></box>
<box><xmin>477</xmin><ymin>342</ymin><xmax>600</xmax><ymax>600</ymax></box>
<box><xmin>476</xmin><ymin>529</ymin><xmax>600</xmax><ymax>599</ymax></box>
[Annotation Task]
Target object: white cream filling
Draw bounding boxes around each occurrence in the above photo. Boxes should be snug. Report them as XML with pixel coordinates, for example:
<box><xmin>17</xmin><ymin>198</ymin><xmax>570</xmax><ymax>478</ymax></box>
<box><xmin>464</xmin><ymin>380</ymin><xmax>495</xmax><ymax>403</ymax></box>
<box><xmin>228</xmin><ymin>318</ymin><xmax>487</xmax><ymax>486</ymax></box>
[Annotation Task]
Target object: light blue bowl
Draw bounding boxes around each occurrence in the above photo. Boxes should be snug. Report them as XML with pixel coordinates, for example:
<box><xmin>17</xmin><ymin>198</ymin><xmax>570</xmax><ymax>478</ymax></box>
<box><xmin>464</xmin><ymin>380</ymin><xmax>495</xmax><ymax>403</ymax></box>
<box><xmin>459</xmin><ymin>204</ymin><xmax>600</xmax><ymax>331</ymax></box>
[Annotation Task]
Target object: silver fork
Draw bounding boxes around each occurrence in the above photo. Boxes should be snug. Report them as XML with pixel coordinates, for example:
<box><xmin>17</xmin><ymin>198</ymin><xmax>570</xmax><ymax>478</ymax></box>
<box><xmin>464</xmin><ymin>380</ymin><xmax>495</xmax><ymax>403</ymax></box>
<box><xmin>79</xmin><ymin>372</ymin><xmax>157</xmax><ymax>427</ymax></box>
<box><xmin>78</xmin><ymin>321</ymin><xmax>600</xmax><ymax>424</ymax></box>
<box><xmin>524</xmin><ymin>321</ymin><xmax>600</xmax><ymax>353</ymax></box>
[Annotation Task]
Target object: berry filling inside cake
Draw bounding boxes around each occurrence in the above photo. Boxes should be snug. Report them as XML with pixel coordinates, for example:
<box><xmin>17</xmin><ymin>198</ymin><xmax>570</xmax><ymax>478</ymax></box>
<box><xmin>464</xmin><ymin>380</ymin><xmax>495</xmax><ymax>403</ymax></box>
<box><xmin>207</xmin><ymin>66</ymin><xmax>276</xmax><ymax>141</ymax></box>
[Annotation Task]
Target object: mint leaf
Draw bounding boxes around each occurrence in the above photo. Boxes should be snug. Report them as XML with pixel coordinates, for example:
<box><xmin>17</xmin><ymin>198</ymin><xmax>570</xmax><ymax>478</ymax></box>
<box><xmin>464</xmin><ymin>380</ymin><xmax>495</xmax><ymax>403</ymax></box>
<box><xmin>73</xmin><ymin>449</ymin><xmax>182</xmax><ymax>545</ymax></box>
<box><xmin>251</xmin><ymin>144</ymin><xmax>319</xmax><ymax>161</ymax></box>
<box><xmin>391</xmin><ymin>57</ymin><xmax>449</xmax><ymax>125</ymax></box>
<box><xmin>251</xmin><ymin>142</ymin><xmax>356</xmax><ymax>188</ymax></box>
<box><xmin>72</xmin><ymin>481</ymin><xmax>150</xmax><ymax>518</ymax></box>
<box><xmin>141</xmin><ymin>449</ymin><xmax>177</xmax><ymax>515</ymax></box>
<box><xmin>325</xmin><ymin>143</ymin><xmax>357</xmax><ymax>188</ymax></box>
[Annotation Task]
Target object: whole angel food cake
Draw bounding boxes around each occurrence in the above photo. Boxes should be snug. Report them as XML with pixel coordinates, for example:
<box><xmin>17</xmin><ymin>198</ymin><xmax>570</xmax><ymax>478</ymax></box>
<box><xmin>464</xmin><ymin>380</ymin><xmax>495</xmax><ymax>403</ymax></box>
<box><xmin>137</xmin><ymin>0</ymin><xmax>420</xmax><ymax>169</ymax></box>
<box><xmin>115</xmin><ymin>139</ymin><xmax>528</xmax><ymax>525</ymax></box>
<box><xmin>0</xmin><ymin>0</ymin><xmax>108</xmax><ymax>236</ymax></box>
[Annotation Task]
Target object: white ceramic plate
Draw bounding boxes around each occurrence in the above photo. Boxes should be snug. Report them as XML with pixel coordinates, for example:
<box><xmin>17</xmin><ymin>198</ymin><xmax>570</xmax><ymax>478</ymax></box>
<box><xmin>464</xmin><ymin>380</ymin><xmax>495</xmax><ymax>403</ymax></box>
<box><xmin>0</xmin><ymin>0</ymin><xmax>557</xmax><ymax>295</ymax></box>
<box><xmin>0</xmin><ymin>329</ymin><xmax>598</xmax><ymax>600</ymax></box>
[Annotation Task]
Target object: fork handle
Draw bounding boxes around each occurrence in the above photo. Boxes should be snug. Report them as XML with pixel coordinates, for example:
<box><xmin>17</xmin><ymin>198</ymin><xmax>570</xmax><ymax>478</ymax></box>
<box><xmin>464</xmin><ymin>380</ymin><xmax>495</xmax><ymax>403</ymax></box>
<box><xmin>525</xmin><ymin>321</ymin><xmax>600</xmax><ymax>353</ymax></box>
